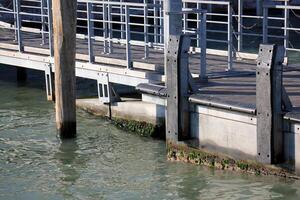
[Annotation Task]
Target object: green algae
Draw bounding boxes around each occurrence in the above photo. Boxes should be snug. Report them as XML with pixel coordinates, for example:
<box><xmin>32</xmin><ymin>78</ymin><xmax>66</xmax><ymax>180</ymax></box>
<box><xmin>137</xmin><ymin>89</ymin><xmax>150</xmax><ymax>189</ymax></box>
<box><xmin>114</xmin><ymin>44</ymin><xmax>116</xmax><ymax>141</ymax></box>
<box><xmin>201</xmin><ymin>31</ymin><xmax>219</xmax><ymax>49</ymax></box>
<box><xmin>167</xmin><ymin>142</ymin><xmax>298</xmax><ymax>179</ymax></box>
<box><xmin>112</xmin><ymin>118</ymin><xmax>165</xmax><ymax>138</ymax></box>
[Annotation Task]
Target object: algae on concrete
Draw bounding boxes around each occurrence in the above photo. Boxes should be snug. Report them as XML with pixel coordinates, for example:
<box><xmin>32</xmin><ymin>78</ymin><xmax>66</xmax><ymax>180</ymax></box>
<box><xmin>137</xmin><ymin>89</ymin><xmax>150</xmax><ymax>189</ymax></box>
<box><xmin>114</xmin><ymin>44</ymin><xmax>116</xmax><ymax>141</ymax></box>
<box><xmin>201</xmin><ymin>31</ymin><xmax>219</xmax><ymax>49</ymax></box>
<box><xmin>167</xmin><ymin>141</ymin><xmax>299</xmax><ymax>179</ymax></box>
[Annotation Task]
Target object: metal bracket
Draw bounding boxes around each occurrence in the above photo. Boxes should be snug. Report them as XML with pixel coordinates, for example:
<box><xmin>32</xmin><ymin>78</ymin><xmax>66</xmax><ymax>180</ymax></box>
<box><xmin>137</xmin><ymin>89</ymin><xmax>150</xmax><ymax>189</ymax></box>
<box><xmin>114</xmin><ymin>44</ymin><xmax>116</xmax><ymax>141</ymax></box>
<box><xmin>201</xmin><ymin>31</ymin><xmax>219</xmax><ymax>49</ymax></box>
<box><xmin>97</xmin><ymin>72</ymin><xmax>120</xmax><ymax>104</ymax></box>
<box><xmin>45</xmin><ymin>64</ymin><xmax>54</xmax><ymax>101</ymax></box>
<box><xmin>256</xmin><ymin>44</ymin><xmax>284</xmax><ymax>164</ymax></box>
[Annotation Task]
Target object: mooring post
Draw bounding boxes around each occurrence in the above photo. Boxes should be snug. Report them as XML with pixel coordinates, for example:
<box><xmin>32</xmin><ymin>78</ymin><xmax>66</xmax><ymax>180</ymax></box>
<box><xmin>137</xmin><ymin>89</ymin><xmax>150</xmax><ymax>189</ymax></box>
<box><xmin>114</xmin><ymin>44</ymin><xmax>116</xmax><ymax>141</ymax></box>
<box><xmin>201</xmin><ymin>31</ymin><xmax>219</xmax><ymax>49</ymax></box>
<box><xmin>256</xmin><ymin>44</ymin><xmax>284</xmax><ymax>164</ymax></box>
<box><xmin>52</xmin><ymin>0</ymin><xmax>77</xmax><ymax>138</ymax></box>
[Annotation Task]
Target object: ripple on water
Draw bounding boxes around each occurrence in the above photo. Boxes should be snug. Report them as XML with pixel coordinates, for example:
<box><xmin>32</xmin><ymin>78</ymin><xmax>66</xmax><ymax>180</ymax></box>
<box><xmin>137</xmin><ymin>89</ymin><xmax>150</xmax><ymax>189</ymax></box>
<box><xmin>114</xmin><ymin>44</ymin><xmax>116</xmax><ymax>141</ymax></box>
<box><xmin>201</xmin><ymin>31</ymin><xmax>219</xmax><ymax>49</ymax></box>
<box><xmin>1</xmin><ymin>74</ymin><xmax>300</xmax><ymax>199</ymax></box>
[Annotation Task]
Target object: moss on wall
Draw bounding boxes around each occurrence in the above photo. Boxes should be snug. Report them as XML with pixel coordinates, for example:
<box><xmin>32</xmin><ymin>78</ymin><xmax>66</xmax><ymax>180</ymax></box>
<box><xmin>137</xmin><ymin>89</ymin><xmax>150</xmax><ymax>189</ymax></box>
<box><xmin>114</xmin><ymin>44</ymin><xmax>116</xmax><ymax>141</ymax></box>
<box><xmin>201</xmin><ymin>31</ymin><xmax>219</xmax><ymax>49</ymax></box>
<box><xmin>167</xmin><ymin>141</ymin><xmax>299</xmax><ymax>179</ymax></box>
<box><xmin>112</xmin><ymin>118</ymin><xmax>165</xmax><ymax>138</ymax></box>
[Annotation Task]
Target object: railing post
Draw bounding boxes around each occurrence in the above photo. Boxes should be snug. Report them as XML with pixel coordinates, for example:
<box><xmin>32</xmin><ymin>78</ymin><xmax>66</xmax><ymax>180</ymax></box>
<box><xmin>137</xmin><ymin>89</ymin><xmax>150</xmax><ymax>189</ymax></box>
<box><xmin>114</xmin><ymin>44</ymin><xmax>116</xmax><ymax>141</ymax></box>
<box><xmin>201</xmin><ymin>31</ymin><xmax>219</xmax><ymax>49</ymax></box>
<box><xmin>256</xmin><ymin>0</ymin><xmax>263</xmax><ymax>16</ymax></box>
<box><xmin>47</xmin><ymin>0</ymin><xmax>53</xmax><ymax>57</ymax></box>
<box><xmin>108</xmin><ymin>4</ymin><xmax>113</xmax><ymax>54</ymax></box>
<box><xmin>263</xmin><ymin>6</ymin><xmax>268</xmax><ymax>44</ymax></box>
<box><xmin>103</xmin><ymin>4</ymin><xmax>108</xmax><ymax>54</ymax></box>
<box><xmin>183</xmin><ymin>2</ymin><xmax>187</xmax><ymax>34</ymax></box>
<box><xmin>154</xmin><ymin>1</ymin><xmax>159</xmax><ymax>45</ymax></box>
<box><xmin>143</xmin><ymin>3</ymin><xmax>149</xmax><ymax>59</ymax></box>
<box><xmin>41</xmin><ymin>0</ymin><xmax>46</xmax><ymax>45</ymax></box>
<box><xmin>120</xmin><ymin>0</ymin><xmax>125</xmax><ymax>40</ymax></box>
<box><xmin>159</xmin><ymin>0</ymin><xmax>163</xmax><ymax>44</ymax></box>
<box><xmin>227</xmin><ymin>3</ymin><xmax>233</xmax><ymax>71</ymax></box>
<box><xmin>284</xmin><ymin>0</ymin><xmax>289</xmax><ymax>58</ymax></box>
<box><xmin>238</xmin><ymin>0</ymin><xmax>243</xmax><ymax>52</ymax></box>
<box><xmin>125</xmin><ymin>5</ymin><xmax>132</xmax><ymax>69</ymax></box>
<box><xmin>200</xmin><ymin>11</ymin><xmax>207</xmax><ymax>81</ymax></box>
<box><xmin>196</xmin><ymin>3</ymin><xmax>201</xmax><ymax>48</ymax></box>
<box><xmin>87</xmin><ymin>2</ymin><xmax>94</xmax><ymax>63</ymax></box>
<box><xmin>15</xmin><ymin>0</ymin><xmax>23</xmax><ymax>52</ymax></box>
<box><xmin>13</xmin><ymin>0</ymin><xmax>17</xmax><ymax>41</ymax></box>
<box><xmin>256</xmin><ymin>44</ymin><xmax>284</xmax><ymax>164</ymax></box>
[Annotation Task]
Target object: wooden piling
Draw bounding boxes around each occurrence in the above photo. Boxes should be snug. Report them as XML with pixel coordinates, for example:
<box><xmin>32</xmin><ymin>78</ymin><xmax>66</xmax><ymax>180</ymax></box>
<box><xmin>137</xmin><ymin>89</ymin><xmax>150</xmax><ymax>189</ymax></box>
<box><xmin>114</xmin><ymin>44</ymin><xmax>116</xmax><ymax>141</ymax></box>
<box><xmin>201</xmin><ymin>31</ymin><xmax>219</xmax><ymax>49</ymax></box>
<box><xmin>52</xmin><ymin>0</ymin><xmax>77</xmax><ymax>138</ymax></box>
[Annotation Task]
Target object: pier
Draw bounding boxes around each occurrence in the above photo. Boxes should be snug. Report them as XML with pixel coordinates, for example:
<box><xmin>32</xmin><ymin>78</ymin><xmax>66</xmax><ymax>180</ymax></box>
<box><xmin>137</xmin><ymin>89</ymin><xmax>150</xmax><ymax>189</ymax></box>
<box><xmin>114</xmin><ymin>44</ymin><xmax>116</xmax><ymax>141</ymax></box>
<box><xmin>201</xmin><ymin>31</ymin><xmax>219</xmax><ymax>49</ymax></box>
<box><xmin>1</xmin><ymin>0</ymin><xmax>300</xmax><ymax>176</ymax></box>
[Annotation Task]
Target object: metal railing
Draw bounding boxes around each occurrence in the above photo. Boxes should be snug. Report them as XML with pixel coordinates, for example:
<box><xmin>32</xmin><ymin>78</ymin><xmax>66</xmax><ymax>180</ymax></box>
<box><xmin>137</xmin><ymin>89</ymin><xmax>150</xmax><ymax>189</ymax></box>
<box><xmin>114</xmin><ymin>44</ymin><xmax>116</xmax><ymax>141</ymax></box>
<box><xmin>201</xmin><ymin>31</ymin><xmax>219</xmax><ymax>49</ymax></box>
<box><xmin>0</xmin><ymin>0</ymin><xmax>299</xmax><ymax>76</ymax></box>
<box><xmin>0</xmin><ymin>0</ymin><xmax>208</xmax><ymax>76</ymax></box>
<box><xmin>182</xmin><ymin>0</ymin><xmax>233</xmax><ymax>70</ymax></box>
<box><xmin>263</xmin><ymin>3</ymin><xmax>300</xmax><ymax>55</ymax></box>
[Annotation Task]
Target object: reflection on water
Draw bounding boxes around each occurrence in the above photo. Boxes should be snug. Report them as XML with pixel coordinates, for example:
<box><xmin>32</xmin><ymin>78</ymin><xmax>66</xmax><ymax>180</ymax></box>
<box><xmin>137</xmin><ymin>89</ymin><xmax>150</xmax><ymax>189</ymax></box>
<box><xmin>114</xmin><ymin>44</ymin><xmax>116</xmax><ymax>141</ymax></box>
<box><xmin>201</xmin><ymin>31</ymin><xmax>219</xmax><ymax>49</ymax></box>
<box><xmin>1</xmin><ymin>67</ymin><xmax>300</xmax><ymax>199</ymax></box>
<box><xmin>55</xmin><ymin>139</ymin><xmax>81</xmax><ymax>184</ymax></box>
<box><xmin>54</xmin><ymin>139</ymin><xmax>88</xmax><ymax>199</ymax></box>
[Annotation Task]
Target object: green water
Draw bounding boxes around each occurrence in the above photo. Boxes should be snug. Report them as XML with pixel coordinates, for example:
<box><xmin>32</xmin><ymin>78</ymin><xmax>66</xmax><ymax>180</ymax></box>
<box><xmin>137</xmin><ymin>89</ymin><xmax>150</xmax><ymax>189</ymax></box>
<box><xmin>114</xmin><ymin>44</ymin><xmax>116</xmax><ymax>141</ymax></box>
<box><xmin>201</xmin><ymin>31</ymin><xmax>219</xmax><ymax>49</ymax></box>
<box><xmin>1</xmin><ymin>67</ymin><xmax>300</xmax><ymax>200</ymax></box>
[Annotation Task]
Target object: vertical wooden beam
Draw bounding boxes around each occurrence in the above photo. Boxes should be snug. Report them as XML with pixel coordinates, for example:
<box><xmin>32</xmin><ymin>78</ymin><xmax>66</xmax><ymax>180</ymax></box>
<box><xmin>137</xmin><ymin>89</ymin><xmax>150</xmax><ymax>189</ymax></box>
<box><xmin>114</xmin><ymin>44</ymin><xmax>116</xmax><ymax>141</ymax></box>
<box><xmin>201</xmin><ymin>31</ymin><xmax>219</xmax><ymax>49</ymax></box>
<box><xmin>256</xmin><ymin>44</ymin><xmax>284</xmax><ymax>164</ymax></box>
<box><xmin>52</xmin><ymin>0</ymin><xmax>77</xmax><ymax>138</ymax></box>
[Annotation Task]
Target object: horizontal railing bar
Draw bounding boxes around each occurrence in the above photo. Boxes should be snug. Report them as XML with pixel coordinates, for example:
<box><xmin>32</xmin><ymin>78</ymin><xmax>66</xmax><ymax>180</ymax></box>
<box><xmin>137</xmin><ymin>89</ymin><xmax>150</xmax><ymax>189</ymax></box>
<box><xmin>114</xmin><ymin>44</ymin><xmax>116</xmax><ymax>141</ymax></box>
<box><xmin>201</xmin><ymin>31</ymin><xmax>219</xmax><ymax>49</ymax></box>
<box><xmin>264</xmin><ymin>5</ymin><xmax>300</xmax><ymax>10</ymax></box>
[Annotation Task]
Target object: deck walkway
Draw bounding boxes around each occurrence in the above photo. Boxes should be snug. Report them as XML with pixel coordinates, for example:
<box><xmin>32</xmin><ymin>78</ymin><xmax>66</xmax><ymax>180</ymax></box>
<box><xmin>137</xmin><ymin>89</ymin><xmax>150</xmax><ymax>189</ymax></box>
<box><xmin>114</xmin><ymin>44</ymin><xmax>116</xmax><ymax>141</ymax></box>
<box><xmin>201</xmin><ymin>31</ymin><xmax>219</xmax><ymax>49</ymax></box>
<box><xmin>0</xmin><ymin>27</ymin><xmax>300</xmax><ymax>108</ymax></box>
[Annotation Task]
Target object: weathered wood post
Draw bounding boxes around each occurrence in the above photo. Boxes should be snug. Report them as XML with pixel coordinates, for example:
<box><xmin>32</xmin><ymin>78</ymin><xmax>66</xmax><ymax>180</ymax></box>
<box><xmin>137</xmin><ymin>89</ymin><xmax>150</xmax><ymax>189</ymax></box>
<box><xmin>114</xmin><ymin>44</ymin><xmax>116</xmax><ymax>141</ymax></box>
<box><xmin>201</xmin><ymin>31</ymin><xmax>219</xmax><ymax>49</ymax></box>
<box><xmin>52</xmin><ymin>0</ymin><xmax>77</xmax><ymax>138</ymax></box>
<box><xmin>256</xmin><ymin>44</ymin><xmax>284</xmax><ymax>164</ymax></box>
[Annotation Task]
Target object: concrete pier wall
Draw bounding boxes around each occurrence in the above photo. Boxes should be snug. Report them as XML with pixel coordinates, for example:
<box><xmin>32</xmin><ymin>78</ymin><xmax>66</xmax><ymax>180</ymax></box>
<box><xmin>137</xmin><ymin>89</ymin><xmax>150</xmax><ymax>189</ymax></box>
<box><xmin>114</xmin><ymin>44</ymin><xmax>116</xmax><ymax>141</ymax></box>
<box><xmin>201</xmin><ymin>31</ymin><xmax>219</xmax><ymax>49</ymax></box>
<box><xmin>190</xmin><ymin>105</ymin><xmax>257</xmax><ymax>160</ymax></box>
<box><xmin>284</xmin><ymin>120</ymin><xmax>300</xmax><ymax>171</ymax></box>
<box><xmin>75</xmin><ymin>96</ymin><xmax>300</xmax><ymax>173</ymax></box>
<box><xmin>190</xmin><ymin>104</ymin><xmax>300</xmax><ymax>171</ymax></box>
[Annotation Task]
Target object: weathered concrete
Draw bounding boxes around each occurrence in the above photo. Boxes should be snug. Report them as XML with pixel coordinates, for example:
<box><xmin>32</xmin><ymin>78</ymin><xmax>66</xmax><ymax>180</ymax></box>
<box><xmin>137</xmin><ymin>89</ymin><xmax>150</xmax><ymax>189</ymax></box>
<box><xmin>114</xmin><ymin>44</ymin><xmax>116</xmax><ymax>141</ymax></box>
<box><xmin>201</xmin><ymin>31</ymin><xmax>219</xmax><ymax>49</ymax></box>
<box><xmin>78</xmin><ymin>95</ymin><xmax>300</xmax><ymax>175</ymax></box>
<box><xmin>283</xmin><ymin>114</ymin><xmax>300</xmax><ymax>174</ymax></box>
<box><xmin>76</xmin><ymin>98</ymin><xmax>165</xmax><ymax>126</ymax></box>
<box><xmin>190</xmin><ymin>105</ymin><xmax>257</xmax><ymax>160</ymax></box>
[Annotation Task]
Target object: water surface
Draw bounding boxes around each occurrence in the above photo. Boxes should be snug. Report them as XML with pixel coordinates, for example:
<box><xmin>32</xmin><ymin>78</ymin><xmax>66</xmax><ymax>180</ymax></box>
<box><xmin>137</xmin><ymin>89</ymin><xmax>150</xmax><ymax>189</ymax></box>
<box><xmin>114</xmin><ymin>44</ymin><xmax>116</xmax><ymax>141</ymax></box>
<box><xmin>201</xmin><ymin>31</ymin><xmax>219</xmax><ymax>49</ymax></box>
<box><xmin>1</xmin><ymin>67</ymin><xmax>300</xmax><ymax>200</ymax></box>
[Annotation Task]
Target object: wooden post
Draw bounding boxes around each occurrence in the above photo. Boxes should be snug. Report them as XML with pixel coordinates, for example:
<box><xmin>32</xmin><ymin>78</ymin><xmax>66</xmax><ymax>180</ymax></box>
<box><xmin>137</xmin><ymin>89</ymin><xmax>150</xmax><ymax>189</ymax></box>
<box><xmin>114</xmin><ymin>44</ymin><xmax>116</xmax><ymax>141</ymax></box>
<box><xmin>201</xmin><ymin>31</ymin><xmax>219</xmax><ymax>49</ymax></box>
<box><xmin>52</xmin><ymin>0</ymin><xmax>77</xmax><ymax>138</ymax></box>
